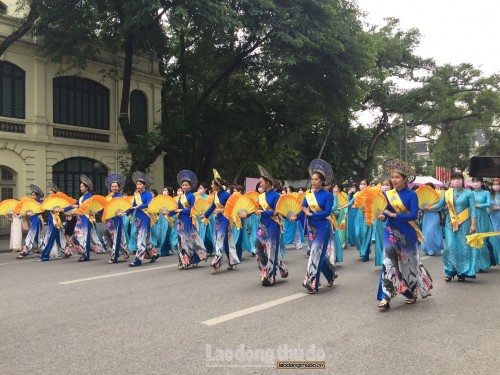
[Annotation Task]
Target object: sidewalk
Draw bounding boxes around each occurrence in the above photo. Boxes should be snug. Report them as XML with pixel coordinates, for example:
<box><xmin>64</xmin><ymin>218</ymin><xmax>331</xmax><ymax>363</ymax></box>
<box><xmin>0</xmin><ymin>237</ymin><xmax>12</xmax><ymax>253</ymax></box>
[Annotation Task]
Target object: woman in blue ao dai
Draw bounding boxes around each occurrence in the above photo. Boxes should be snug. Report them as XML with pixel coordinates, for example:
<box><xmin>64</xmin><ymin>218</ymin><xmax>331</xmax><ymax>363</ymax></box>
<box><xmin>203</xmin><ymin>172</ymin><xmax>240</xmax><ymax>273</ymax></box>
<box><xmin>17</xmin><ymin>185</ymin><xmax>44</xmax><ymax>259</ymax></box>
<box><xmin>103</xmin><ymin>175</ymin><xmax>130</xmax><ymax>264</ymax></box>
<box><xmin>426</xmin><ymin>171</ymin><xmax>477</xmax><ymax>281</ymax></box>
<box><xmin>300</xmin><ymin>160</ymin><xmax>336</xmax><ymax>294</ymax></box>
<box><xmin>378</xmin><ymin>160</ymin><xmax>432</xmax><ymax>310</ymax></box>
<box><xmin>73</xmin><ymin>175</ymin><xmax>105</xmax><ymax>262</ymax></box>
<box><xmin>175</xmin><ymin>170</ymin><xmax>207</xmax><ymax>270</ymax></box>
<box><xmin>38</xmin><ymin>183</ymin><xmax>73</xmax><ymax>261</ymax></box>
<box><xmin>471</xmin><ymin>177</ymin><xmax>500</xmax><ymax>267</ymax></box>
<box><xmin>420</xmin><ymin>182</ymin><xmax>444</xmax><ymax>256</ymax></box>
<box><xmin>128</xmin><ymin>172</ymin><xmax>158</xmax><ymax>267</ymax></box>
<box><xmin>254</xmin><ymin>166</ymin><xmax>288</xmax><ymax>286</ymax></box>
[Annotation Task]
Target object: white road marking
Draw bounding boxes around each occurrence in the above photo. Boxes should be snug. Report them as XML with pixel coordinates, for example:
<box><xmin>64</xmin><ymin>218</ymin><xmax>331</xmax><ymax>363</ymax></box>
<box><xmin>420</xmin><ymin>256</ymin><xmax>430</xmax><ymax>260</ymax></box>
<box><xmin>0</xmin><ymin>259</ymin><xmax>39</xmax><ymax>266</ymax></box>
<box><xmin>59</xmin><ymin>264</ymin><xmax>177</xmax><ymax>285</ymax></box>
<box><xmin>202</xmin><ymin>292</ymin><xmax>308</xmax><ymax>326</ymax></box>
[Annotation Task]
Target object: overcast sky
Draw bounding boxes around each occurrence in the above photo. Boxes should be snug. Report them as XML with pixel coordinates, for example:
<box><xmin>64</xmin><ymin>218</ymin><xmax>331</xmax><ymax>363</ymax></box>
<box><xmin>355</xmin><ymin>0</ymin><xmax>500</xmax><ymax>75</ymax></box>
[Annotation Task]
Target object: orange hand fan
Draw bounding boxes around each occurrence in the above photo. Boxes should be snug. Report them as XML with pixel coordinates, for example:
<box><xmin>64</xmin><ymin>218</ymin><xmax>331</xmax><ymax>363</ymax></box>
<box><xmin>191</xmin><ymin>196</ymin><xmax>213</xmax><ymax>217</ymax></box>
<box><xmin>244</xmin><ymin>191</ymin><xmax>259</xmax><ymax>205</ymax></box>
<box><xmin>102</xmin><ymin>197</ymin><xmax>133</xmax><ymax>221</ymax></box>
<box><xmin>223</xmin><ymin>193</ymin><xmax>259</xmax><ymax>229</ymax></box>
<box><xmin>14</xmin><ymin>197</ymin><xmax>44</xmax><ymax>215</ymax></box>
<box><xmin>296</xmin><ymin>192</ymin><xmax>305</xmax><ymax>205</ymax></box>
<box><xmin>336</xmin><ymin>192</ymin><xmax>348</xmax><ymax>207</ymax></box>
<box><xmin>364</xmin><ymin>188</ymin><xmax>388</xmax><ymax>226</ymax></box>
<box><xmin>125</xmin><ymin>195</ymin><xmax>135</xmax><ymax>204</ymax></box>
<box><xmin>147</xmin><ymin>194</ymin><xmax>179</xmax><ymax>214</ymax></box>
<box><xmin>275</xmin><ymin>194</ymin><xmax>302</xmax><ymax>218</ymax></box>
<box><xmin>416</xmin><ymin>185</ymin><xmax>441</xmax><ymax>208</ymax></box>
<box><xmin>42</xmin><ymin>192</ymin><xmax>76</xmax><ymax>211</ymax></box>
<box><xmin>77</xmin><ymin>195</ymin><xmax>107</xmax><ymax>216</ymax></box>
<box><xmin>353</xmin><ymin>189</ymin><xmax>368</xmax><ymax>210</ymax></box>
<box><xmin>0</xmin><ymin>199</ymin><xmax>20</xmax><ymax>215</ymax></box>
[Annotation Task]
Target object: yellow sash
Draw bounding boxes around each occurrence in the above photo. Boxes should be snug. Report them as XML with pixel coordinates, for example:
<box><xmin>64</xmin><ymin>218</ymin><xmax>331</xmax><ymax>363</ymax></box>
<box><xmin>306</xmin><ymin>192</ymin><xmax>340</xmax><ymax>230</ymax></box>
<box><xmin>386</xmin><ymin>189</ymin><xmax>424</xmax><ymax>243</ymax></box>
<box><xmin>214</xmin><ymin>193</ymin><xmax>224</xmax><ymax>209</ymax></box>
<box><xmin>445</xmin><ymin>189</ymin><xmax>470</xmax><ymax>232</ymax></box>
<box><xmin>134</xmin><ymin>193</ymin><xmax>143</xmax><ymax>206</ymax></box>
<box><xmin>51</xmin><ymin>211</ymin><xmax>63</xmax><ymax>229</ymax></box>
<box><xmin>180</xmin><ymin>193</ymin><xmax>198</xmax><ymax>228</ymax></box>
<box><xmin>259</xmin><ymin>192</ymin><xmax>280</xmax><ymax>225</ymax></box>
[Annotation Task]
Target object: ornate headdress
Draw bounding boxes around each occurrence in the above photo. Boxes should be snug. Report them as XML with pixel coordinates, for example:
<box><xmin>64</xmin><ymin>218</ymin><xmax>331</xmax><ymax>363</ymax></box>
<box><xmin>48</xmin><ymin>181</ymin><xmax>60</xmax><ymax>193</ymax></box>
<box><xmin>132</xmin><ymin>171</ymin><xmax>152</xmax><ymax>188</ymax></box>
<box><xmin>80</xmin><ymin>174</ymin><xmax>94</xmax><ymax>191</ymax></box>
<box><xmin>383</xmin><ymin>159</ymin><xmax>416</xmax><ymax>183</ymax></box>
<box><xmin>177</xmin><ymin>170</ymin><xmax>198</xmax><ymax>190</ymax></box>
<box><xmin>212</xmin><ymin>169</ymin><xmax>226</xmax><ymax>190</ymax></box>
<box><xmin>308</xmin><ymin>159</ymin><xmax>333</xmax><ymax>186</ymax></box>
<box><xmin>105</xmin><ymin>174</ymin><xmax>126</xmax><ymax>192</ymax></box>
<box><xmin>257</xmin><ymin>165</ymin><xmax>277</xmax><ymax>185</ymax></box>
<box><xmin>29</xmin><ymin>184</ymin><xmax>45</xmax><ymax>198</ymax></box>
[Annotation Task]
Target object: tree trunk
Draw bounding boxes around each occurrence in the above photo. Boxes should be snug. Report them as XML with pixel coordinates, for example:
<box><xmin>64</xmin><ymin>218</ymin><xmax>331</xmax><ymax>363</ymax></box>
<box><xmin>0</xmin><ymin>1</ymin><xmax>40</xmax><ymax>56</ymax></box>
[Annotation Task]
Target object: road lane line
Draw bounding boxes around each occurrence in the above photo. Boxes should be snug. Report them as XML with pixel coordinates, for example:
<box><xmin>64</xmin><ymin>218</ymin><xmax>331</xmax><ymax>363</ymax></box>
<box><xmin>0</xmin><ymin>259</ymin><xmax>39</xmax><ymax>266</ymax></box>
<box><xmin>59</xmin><ymin>264</ymin><xmax>177</xmax><ymax>285</ymax></box>
<box><xmin>202</xmin><ymin>292</ymin><xmax>308</xmax><ymax>326</ymax></box>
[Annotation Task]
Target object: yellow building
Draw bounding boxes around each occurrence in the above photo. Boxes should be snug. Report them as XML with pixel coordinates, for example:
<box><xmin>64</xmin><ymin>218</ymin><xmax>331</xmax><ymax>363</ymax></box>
<box><xmin>0</xmin><ymin>1</ymin><xmax>164</xmax><ymax>233</ymax></box>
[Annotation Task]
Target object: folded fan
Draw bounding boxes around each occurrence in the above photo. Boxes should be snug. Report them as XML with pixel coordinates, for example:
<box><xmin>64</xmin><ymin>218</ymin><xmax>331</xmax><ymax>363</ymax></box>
<box><xmin>14</xmin><ymin>197</ymin><xmax>44</xmax><ymax>215</ymax></box>
<box><xmin>364</xmin><ymin>188</ymin><xmax>388</xmax><ymax>226</ymax></box>
<box><xmin>336</xmin><ymin>192</ymin><xmax>348</xmax><ymax>207</ymax></box>
<box><xmin>77</xmin><ymin>195</ymin><xmax>107</xmax><ymax>216</ymax></box>
<box><xmin>147</xmin><ymin>194</ymin><xmax>178</xmax><ymax>214</ymax></box>
<box><xmin>275</xmin><ymin>194</ymin><xmax>302</xmax><ymax>218</ymax></box>
<box><xmin>223</xmin><ymin>193</ymin><xmax>258</xmax><ymax>229</ymax></box>
<box><xmin>466</xmin><ymin>232</ymin><xmax>500</xmax><ymax>248</ymax></box>
<box><xmin>42</xmin><ymin>192</ymin><xmax>76</xmax><ymax>211</ymax></box>
<box><xmin>0</xmin><ymin>199</ymin><xmax>20</xmax><ymax>215</ymax></box>
<box><xmin>191</xmin><ymin>196</ymin><xmax>213</xmax><ymax>216</ymax></box>
<box><xmin>416</xmin><ymin>185</ymin><xmax>441</xmax><ymax>208</ymax></box>
<box><xmin>102</xmin><ymin>198</ymin><xmax>133</xmax><ymax>221</ymax></box>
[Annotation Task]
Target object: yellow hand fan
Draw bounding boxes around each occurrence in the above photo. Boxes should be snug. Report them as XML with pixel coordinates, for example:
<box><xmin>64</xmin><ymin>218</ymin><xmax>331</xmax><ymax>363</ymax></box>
<box><xmin>147</xmin><ymin>194</ymin><xmax>179</xmax><ymax>214</ymax></box>
<box><xmin>191</xmin><ymin>196</ymin><xmax>212</xmax><ymax>217</ymax></box>
<box><xmin>42</xmin><ymin>192</ymin><xmax>76</xmax><ymax>211</ymax></box>
<box><xmin>364</xmin><ymin>188</ymin><xmax>388</xmax><ymax>226</ymax></box>
<box><xmin>102</xmin><ymin>197</ymin><xmax>133</xmax><ymax>221</ymax></box>
<box><xmin>0</xmin><ymin>199</ymin><xmax>20</xmax><ymax>215</ymax></box>
<box><xmin>244</xmin><ymin>191</ymin><xmax>259</xmax><ymax>205</ymax></box>
<box><xmin>77</xmin><ymin>195</ymin><xmax>107</xmax><ymax>216</ymax></box>
<box><xmin>466</xmin><ymin>232</ymin><xmax>500</xmax><ymax>248</ymax></box>
<box><xmin>223</xmin><ymin>193</ymin><xmax>259</xmax><ymax>229</ymax></box>
<box><xmin>416</xmin><ymin>185</ymin><xmax>441</xmax><ymax>208</ymax></box>
<box><xmin>14</xmin><ymin>197</ymin><xmax>44</xmax><ymax>215</ymax></box>
<box><xmin>125</xmin><ymin>195</ymin><xmax>135</xmax><ymax>204</ymax></box>
<box><xmin>275</xmin><ymin>194</ymin><xmax>302</xmax><ymax>218</ymax></box>
<box><xmin>336</xmin><ymin>192</ymin><xmax>348</xmax><ymax>207</ymax></box>
<box><xmin>296</xmin><ymin>192</ymin><xmax>305</xmax><ymax>205</ymax></box>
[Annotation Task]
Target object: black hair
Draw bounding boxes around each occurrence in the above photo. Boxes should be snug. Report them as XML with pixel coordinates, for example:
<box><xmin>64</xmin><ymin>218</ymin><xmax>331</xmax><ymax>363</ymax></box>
<box><xmin>150</xmin><ymin>189</ymin><xmax>158</xmax><ymax>197</ymax></box>
<box><xmin>425</xmin><ymin>182</ymin><xmax>435</xmax><ymax>189</ymax></box>
<box><xmin>181</xmin><ymin>179</ymin><xmax>192</xmax><ymax>186</ymax></box>
<box><xmin>255</xmin><ymin>181</ymin><xmax>261</xmax><ymax>192</ymax></box>
<box><xmin>164</xmin><ymin>186</ymin><xmax>174</xmax><ymax>197</ymax></box>
<box><xmin>233</xmin><ymin>184</ymin><xmax>244</xmax><ymax>193</ymax></box>
<box><xmin>334</xmin><ymin>183</ymin><xmax>344</xmax><ymax>192</ymax></box>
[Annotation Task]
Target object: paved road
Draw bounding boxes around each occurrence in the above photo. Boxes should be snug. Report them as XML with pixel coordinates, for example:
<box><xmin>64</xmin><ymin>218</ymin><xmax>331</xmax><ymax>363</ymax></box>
<box><xmin>0</xmin><ymin>242</ymin><xmax>499</xmax><ymax>375</ymax></box>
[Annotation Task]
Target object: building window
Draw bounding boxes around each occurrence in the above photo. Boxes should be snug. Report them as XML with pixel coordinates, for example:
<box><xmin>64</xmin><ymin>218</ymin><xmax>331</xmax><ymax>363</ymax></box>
<box><xmin>130</xmin><ymin>90</ymin><xmax>148</xmax><ymax>134</ymax></box>
<box><xmin>53</xmin><ymin>77</ymin><xmax>109</xmax><ymax>130</ymax></box>
<box><xmin>52</xmin><ymin>157</ymin><xmax>108</xmax><ymax>198</ymax></box>
<box><xmin>0</xmin><ymin>61</ymin><xmax>25</xmax><ymax>119</ymax></box>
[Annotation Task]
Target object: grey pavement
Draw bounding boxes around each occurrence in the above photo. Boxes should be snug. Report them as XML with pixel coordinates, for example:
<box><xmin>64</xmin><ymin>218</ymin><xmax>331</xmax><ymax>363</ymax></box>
<box><xmin>0</xmin><ymin>241</ymin><xmax>499</xmax><ymax>375</ymax></box>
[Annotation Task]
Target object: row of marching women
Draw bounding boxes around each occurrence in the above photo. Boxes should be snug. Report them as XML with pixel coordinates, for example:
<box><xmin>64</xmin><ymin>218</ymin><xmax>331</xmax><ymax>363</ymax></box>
<box><xmin>1</xmin><ymin>159</ymin><xmax>499</xmax><ymax>310</ymax></box>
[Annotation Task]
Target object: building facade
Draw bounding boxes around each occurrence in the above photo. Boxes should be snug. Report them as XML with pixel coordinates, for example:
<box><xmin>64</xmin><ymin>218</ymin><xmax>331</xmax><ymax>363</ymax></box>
<box><xmin>0</xmin><ymin>1</ymin><xmax>164</xmax><ymax>233</ymax></box>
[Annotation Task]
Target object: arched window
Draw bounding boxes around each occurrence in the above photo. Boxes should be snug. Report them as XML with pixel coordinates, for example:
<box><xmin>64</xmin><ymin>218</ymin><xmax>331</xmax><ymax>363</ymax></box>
<box><xmin>0</xmin><ymin>165</ymin><xmax>17</xmax><ymax>235</ymax></box>
<box><xmin>52</xmin><ymin>157</ymin><xmax>108</xmax><ymax>198</ymax></box>
<box><xmin>53</xmin><ymin>77</ymin><xmax>109</xmax><ymax>130</ymax></box>
<box><xmin>0</xmin><ymin>61</ymin><xmax>25</xmax><ymax>119</ymax></box>
<box><xmin>130</xmin><ymin>90</ymin><xmax>148</xmax><ymax>134</ymax></box>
